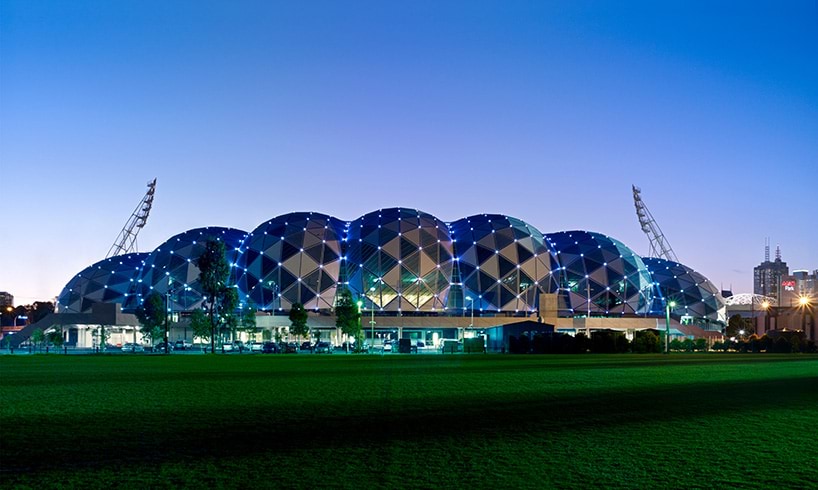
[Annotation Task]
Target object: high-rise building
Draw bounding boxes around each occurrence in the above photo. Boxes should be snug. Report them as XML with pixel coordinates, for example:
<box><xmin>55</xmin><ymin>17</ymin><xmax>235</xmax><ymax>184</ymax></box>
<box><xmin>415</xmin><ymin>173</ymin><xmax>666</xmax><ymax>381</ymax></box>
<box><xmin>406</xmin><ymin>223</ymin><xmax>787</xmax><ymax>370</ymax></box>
<box><xmin>0</xmin><ymin>292</ymin><xmax>13</xmax><ymax>308</ymax></box>
<box><xmin>754</xmin><ymin>245</ymin><xmax>788</xmax><ymax>302</ymax></box>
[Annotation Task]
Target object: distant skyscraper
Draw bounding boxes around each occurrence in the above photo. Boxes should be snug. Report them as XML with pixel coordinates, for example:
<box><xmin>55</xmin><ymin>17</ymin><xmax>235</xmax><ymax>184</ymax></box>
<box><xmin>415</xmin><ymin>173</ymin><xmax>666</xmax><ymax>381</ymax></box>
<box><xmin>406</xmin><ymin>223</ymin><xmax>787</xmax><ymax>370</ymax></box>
<box><xmin>753</xmin><ymin>245</ymin><xmax>789</xmax><ymax>302</ymax></box>
<box><xmin>0</xmin><ymin>292</ymin><xmax>13</xmax><ymax>308</ymax></box>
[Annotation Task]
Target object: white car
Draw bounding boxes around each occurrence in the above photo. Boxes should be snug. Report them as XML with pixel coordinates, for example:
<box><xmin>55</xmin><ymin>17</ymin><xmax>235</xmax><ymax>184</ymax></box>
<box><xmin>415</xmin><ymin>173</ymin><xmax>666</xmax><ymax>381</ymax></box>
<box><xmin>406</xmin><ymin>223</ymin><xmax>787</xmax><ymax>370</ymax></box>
<box><xmin>121</xmin><ymin>343</ymin><xmax>145</xmax><ymax>353</ymax></box>
<box><xmin>383</xmin><ymin>343</ymin><xmax>393</xmax><ymax>352</ymax></box>
<box><xmin>250</xmin><ymin>342</ymin><xmax>264</xmax><ymax>352</ymax></box>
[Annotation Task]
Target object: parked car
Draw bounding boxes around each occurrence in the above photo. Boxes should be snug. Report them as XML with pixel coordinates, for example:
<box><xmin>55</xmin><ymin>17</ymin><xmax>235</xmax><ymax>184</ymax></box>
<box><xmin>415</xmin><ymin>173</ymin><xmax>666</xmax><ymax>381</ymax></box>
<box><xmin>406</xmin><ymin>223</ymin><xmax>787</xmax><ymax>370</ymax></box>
<box><xmin>285</xmin><ymin>342</ymin><xmax>299</xmax><ymax>353</ymax></box>
<box><xmin>153</xmin><ymin>342</ymin><xmax>173</xmax><ymax>352</ymax></box>
<box><xmin>174</xmin><ymin>340</ymin><xmax>193</xmax><ymax>351</ymax></box>
<box><xmin>121</xmin><ymin>343</ymin><xmax>145</xmax><ymax>353</ymax></box>
<box><xmin>250</xmin><ymin>342</ymin><xmax>264</xmax><ymax>352</ymax></box>
<box><xmin>300</xmin><ymin>341</ymin><xmax>313</xmax><ymax>351</ymax></box>
<box><xmin>221</xmin><ymin>342</ymin><xmax>235</xmax><ymax>352</ymax></box>
<box><xmin>261</xmin><ymin>341</ymin><xmax>280</xmax><ymax>354</ymax></box>
<box><xmin>383</xmin><ymin>342</ymin><xmax>393</xmax><ymax>352</ymax></box>
<box><xmin>314</xmin><ymin>342</ymin><xmax>332</xmax><ymax>354</ymax></box>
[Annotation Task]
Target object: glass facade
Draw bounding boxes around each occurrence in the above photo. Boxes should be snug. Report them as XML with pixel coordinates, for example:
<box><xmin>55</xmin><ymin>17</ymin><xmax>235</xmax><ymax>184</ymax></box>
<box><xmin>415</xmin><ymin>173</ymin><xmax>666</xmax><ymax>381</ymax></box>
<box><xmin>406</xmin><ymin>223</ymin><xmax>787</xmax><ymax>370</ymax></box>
<box><xmin>60</xmin><ymin>210</ymin><xmax>722</xmax><ymax>321</ymax></box>
<box><xmin>58</xmin><ymin>253</ymin><xmax>147</xmax><ymax>313</ymax></box>
<box><xmin>236</xmin><ymin>212</ymin><xmax>346</xmax><ymax>311</ymax></box>
<box><xmin>448</xmin><ymin>214</ymin><xmax>556</xmax><ymax>313</ymax></box>
<box><xmin>346</xmin><ymin>208</ymin><xmax>453</xmax><ymax>311</ymax></box>
<box><xmin>137</xmin><ymin>227</ymin><xmax>247</xmax><ymax>311</ymax></box>
<box><xmin>546</xmin><ymin>231</ymin><xmax>654</xmax><ymax>315</ymax></box>
<box><xmin>642</xmin><ymin>257</ymin><xmax>726</xmax><ymax>322</ymax></box>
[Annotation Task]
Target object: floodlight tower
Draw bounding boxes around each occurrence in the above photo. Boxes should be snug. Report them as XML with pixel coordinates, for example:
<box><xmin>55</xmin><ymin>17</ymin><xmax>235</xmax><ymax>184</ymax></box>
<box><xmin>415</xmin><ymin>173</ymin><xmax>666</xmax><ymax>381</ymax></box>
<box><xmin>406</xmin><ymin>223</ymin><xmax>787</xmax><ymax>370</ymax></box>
<box><xmin>106</xmin><ymin>178</ymin><xmax>157</xmax><ymax>258</ymax></box>
<box><xmin>632</xmin><ymin>185</ymin><xmax>679</xmax><ymax>262</ymax></box>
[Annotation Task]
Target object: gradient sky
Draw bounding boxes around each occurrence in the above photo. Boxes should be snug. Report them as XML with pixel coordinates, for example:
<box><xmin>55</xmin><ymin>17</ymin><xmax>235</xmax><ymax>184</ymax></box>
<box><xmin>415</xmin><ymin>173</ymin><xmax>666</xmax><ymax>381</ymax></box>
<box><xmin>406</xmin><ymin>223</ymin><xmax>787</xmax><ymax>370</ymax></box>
<box><xmin>2</xmin><ymin>1</ymin><xmax>817</xmax><ymax>305</ymax></box>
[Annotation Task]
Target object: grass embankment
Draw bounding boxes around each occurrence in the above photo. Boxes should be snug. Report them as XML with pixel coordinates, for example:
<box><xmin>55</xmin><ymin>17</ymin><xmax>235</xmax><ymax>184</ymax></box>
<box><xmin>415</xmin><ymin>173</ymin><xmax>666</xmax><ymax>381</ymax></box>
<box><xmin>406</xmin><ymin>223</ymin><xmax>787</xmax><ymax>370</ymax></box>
<box><xmin>1</xmin><ymin>354</ymin><xmax>816</xmax><ymax>488</ymax></box>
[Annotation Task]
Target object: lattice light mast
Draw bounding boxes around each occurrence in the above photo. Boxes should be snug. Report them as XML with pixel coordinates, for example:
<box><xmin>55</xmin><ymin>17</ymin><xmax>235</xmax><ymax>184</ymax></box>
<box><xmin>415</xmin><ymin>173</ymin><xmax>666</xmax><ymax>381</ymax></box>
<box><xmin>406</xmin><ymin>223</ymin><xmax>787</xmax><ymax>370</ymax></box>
<box><xmin>632</xmin><ymin>185</ymin><xmax>679</xmax><ymax>262</ymax></box>
<box><xmin>106</xmin><ymin>178</ymin><xmax>157</xmax><ymax>258</ymax></box>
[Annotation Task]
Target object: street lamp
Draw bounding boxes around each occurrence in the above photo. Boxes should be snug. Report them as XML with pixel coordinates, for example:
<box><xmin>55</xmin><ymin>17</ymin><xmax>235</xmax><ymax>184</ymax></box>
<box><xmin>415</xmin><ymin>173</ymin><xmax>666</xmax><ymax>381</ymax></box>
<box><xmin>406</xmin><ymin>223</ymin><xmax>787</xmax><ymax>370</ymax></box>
<box><xmin>367</xmin><ymin>287</ymin><xmax>376</xmax><ymax>352</ymax></box>
<box><xmin>665</xmin><ymin>300</ymin><xmax>676</xmax><ymax>354</ymax></box>
<box><xmin>799</xmin><ymin>296</ymin><xmax>811</xmax><ymax>333</ymax></box>
<box><xmin>355</xmin><ymin>300</ymin><xmax>363</xmax><ymax>353</ymax></box>
<box><xmin>267</xmin><ymin>280</ymin><xmax>279</xmax><ymax>312</ymax></box>
<box><xmin>465</xmin><ymin>296</ymin><xmax>474</xmax><ymax>341</ymax></box>
<box><xmin>760</xmin><ymin>300</ymin><xmax>771</xmax><ymax>333</ymax></box>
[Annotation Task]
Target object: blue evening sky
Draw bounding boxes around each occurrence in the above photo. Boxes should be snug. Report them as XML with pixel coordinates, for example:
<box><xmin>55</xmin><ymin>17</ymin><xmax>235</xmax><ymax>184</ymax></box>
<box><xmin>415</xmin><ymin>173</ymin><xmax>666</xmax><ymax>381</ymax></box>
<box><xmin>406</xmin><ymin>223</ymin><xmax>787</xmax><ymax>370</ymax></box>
<box><xmin>1</xmin><ymin>1</ymin><xmax>816</xmax><ymax>303</ymax></box>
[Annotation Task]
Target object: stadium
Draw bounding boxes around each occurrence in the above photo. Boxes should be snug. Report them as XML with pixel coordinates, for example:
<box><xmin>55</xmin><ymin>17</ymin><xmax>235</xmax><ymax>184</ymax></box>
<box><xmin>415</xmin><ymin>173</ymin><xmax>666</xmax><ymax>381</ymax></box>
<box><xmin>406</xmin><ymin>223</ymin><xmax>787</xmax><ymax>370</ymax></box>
<box><xmin>49</xmin><ymin>208</ymin><xmax>726</xmax><ymax>349</ymax></box>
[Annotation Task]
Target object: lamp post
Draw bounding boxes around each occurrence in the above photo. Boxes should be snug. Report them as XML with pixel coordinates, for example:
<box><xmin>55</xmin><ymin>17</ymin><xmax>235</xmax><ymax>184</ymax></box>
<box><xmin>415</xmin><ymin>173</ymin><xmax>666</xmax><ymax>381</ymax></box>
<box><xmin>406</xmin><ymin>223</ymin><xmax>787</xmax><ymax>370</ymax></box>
<box><xmin>355</xmin><ymin>300</ymin><xmax>363</xmax><ymax>353</ymax></box>
<box><xmin>465</xmin><ymin>296</ymin><xmax>474</xmax><ymax>342</ymax></box>
<box><xmin>665</xmin><ymin>300</ymin><xmax>676</xmax><ymax>354</ymax></box>
<box><xmin>799</xmin><ymin>296</ymin><xmax>810</xmax><ymax>333</ymax></box>
<box><xmin>760</xmin><ymin>300</ymin><xmax>770</xmax><ymax>333</ymax></box>
<box><xmin>267</xmin><ymin>281</ymin><xmax>278</xmax><ymax>312</ymax></box>
<box><xmin>368</xmin><ymin>287</ymin><xmax>376</xmax><ymax>352</ymax></box>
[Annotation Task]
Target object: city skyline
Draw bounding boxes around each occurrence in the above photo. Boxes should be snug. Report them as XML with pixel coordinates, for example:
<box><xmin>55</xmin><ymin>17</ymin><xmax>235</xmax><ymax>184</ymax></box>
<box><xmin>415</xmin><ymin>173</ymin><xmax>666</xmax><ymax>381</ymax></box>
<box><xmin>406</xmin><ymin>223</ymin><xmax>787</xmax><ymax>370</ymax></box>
<box><xmin>2</xmin><ymin>1</ymin><xmax>816</xmax><ymax>304</ymax></box>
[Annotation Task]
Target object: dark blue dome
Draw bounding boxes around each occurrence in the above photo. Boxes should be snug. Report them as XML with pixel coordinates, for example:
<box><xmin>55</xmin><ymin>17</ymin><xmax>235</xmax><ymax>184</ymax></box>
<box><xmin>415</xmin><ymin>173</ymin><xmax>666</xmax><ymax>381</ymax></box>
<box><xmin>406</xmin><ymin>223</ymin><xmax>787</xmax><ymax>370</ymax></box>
<box><xmin>137</xmin><ymin>227</ymin><xmax>247</xmax><ymax>311</ymax></box>
<box><xmin>448</xmin><ymin>214</ymin><xmax>557</xmax><ymax>313</ymax></box>
<box><xmin>546</xmin><ymin>231</ymin><xmax>654</xmax><ymax>315</ymax></box>
<box><xmin>236</xmin><ymin>212</ymin><xmax>346</xmax><ymax>311</ymax></box>
<box><xmin>58</xmin><ymin>253</ymin><xmax>148</xmax><ymax>313</ymax></box>
<box><xmin>346</xmin><ymin>208</ymin><xmax>453</xmax><ymax>312</ymax></box>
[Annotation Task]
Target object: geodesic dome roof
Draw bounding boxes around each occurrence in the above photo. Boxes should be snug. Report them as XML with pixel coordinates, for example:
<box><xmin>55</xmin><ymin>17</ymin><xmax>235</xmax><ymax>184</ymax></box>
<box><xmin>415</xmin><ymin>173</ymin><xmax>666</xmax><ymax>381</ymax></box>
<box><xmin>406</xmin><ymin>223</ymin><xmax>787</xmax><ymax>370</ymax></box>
<box><xmin>236</xmin><ymin>212</ymin><xmax>346</xmax><ymax>311</ymax></box>
<box><xmin>642</xmin><ymin>257</ymin><xmax>726</xmax><ymax>322</ymax></box>
<box><xmin>448</xmin><ymin>214</ymin><xmax>557</xmax><ymax>313</ymax></box>
<box><xmin>137</xmin><ymin>227</ymin><xmax>247</xmax><ymax>311</ymax></box>
<box><xmin>723</xmin><ymin>293</ymin><xmax>776</xmax><ymax>307</ymax></box>
<box><xmin>58</xmin><ymin>253</ymin><xmax>148</xmax><ymax>313</ymax></box>
<box><xmin>546</xmin><ymin>231</ymin><xmax>653</xmax><ymax>315</ymax></box>
<box><xmin>346</xmin><ymin>208</ymin><xmax>453</xmax><ymax>312</ymax></box>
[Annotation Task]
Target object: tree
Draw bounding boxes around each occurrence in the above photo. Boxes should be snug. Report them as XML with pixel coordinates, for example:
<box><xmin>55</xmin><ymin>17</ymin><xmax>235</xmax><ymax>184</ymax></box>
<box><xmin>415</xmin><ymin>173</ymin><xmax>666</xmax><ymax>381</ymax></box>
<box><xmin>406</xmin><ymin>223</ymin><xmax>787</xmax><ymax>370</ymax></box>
<box><xmin>190</xmin><ymin>309</ymin><xmax>211</xmax><ymax>349</ymax></box>
<box><xmin>632</xmin><ymin>330</ymin><xmax>661</xmax><ymax>353</ymax></box>
<box><xmin>29</xmin><ymin>301</ymin><xmax>55</xmax><ymax>323</ymax></box>
<box><xmin>237</xmin><ymin>304</ymin><xmax>259</xmax><ymax>348</ymax></box>
<box><xmin>135</xmin><ymin>292</ymin><xmax>166</xmax><ymax>346</ymax></box>
<box><xmin>30</xmin><ymin>329</ymin><xmax>45</xmax><ymax>352</ymax></box>
<box><xmin>334</xmin><ymin>289</ymin><xmax>361</xmax><ymax>352</ymax></box>
<box><xmin>289</xmin><ymin>303</ymin><xmax>309</xmax><ymax>343</ymax></box>
<box><xmin>725</xmin><ymin>314</ymin><xmax>753</xmax><ymax>339</ymax></box>
<box><xmin>197</xmin><ymin>238</ymin><xmax>239</xmax><ymax>353</ymax></box>
<box><xmin>47</xmin><ymin>328</ymin><xmax>64</xmax><ymax>350</ymax></box>
<box><xmin>694</xmin><ymin>338</ymin><xmax>708</xmax><ymax>352</ymax></box>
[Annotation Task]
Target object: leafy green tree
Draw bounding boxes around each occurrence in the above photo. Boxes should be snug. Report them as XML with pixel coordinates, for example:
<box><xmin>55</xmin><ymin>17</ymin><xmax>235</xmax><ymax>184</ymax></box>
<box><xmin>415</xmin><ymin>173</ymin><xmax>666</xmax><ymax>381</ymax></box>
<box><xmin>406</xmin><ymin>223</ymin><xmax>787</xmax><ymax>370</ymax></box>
<box><xmin>694</xmin><ymin>338</ymin><xmax>708</xmax><ymax>352</ymax></box>
<box><xmin>46</xmin><ymin>328</ymin><xmax>64</xmax><ymax>350</ymax></box>
<box><xmin>190</xmin><ymin>309</ymin><xmax>211</xmax><ymax>349</ymax></box>
<box><xmin>669</xmin><ymin>339</ymin><xmax>683</xmax><ymax>352</ymax></box>
<box><xmin>135</xmin><ymin>292</ymin><xmax>166</xmax><ymax>346</ymax></box>
<box><xmin>632</xmin><ymin>330</ymin><xmax>660</xmax><ymax>353</ymax></box>
<box><xmin>725</xmin><ymin>314</ymin><xmax>754</xmax><ymax>339</ymax></box>
<box><xmin>30</xmin><ymin>329</ymin><xmax>45</xmax><ymax>352</ymax></box>
<box><xmin>197</xmin><ymin>238</ymin><xmax>239</xmax><ymax>353</ymax></box>
<box><xmin>334</xmin><ymin>289</ymin><xmax>361</xmax><ymax>352</ymax></box>
<box><xmin>289</xmin><ymin>303</ymin><xmax>309</xmax><ymax>343</ymax></box>
<box><xmin>29</xmin><ymin>301</ymin><xmax>55</xmax><ymax>323</ymax></box>
<box><xmin>237</xmin><ymin>304</ymin><xmax>259</xmax><ymax>347</ymax></box>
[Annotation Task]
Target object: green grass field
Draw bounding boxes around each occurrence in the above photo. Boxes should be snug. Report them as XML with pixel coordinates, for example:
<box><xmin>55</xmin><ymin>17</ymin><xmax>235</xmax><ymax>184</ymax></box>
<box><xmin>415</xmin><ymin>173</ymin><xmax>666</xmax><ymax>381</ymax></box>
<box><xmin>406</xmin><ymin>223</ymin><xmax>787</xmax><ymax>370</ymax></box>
<box><xmin>1</xmin><ymin>354</ymin><xmax>816</xmax><ymax>489</ymax></box>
